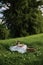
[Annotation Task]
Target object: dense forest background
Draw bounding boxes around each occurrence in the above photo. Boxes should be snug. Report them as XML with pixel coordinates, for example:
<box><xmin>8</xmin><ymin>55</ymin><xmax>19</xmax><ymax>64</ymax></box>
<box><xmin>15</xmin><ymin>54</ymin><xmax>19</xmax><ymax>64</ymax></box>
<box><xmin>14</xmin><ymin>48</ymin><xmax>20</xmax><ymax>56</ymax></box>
<box><xmin>0</xmin><ymin>0</ymin><xmax>43</xmax><ymax>39</ymax></box>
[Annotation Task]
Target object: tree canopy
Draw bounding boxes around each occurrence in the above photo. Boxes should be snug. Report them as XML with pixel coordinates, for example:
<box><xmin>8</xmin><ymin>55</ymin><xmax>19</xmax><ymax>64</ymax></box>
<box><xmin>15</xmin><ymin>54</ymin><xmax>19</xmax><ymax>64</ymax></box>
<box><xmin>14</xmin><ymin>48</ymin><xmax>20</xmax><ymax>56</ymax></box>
<box><xmin>0</xmin><ymin>0</ymin><xmax>43</xmax><ymax>38</ymax></box>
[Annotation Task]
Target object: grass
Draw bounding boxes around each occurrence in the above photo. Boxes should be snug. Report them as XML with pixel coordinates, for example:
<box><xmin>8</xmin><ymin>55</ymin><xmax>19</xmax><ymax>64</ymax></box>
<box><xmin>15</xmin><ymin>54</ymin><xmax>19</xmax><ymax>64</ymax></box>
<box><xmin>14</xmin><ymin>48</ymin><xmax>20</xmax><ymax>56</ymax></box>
<box><xmin>0</xmin><ymin>33</ymin><xmax>43</xmax><ymax>65</ymax></box>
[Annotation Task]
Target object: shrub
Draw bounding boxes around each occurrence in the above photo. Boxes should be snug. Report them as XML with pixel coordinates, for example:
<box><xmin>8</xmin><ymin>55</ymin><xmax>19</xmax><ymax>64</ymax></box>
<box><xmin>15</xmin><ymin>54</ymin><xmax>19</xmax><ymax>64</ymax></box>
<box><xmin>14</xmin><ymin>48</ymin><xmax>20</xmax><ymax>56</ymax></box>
<box><xmin>0</xmin><ymin>24</ymin><xmax>9</xmax><ymax>39</ymax></box>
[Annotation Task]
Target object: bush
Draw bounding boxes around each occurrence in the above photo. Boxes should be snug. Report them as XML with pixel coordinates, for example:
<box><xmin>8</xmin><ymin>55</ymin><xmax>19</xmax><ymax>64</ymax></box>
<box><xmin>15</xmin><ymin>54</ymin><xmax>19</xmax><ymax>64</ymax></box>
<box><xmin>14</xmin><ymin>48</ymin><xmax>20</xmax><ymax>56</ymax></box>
<box><xmin>0</xmin><ymin>24</ymin><xmax>9</xmax><ymax>39</ymax></box>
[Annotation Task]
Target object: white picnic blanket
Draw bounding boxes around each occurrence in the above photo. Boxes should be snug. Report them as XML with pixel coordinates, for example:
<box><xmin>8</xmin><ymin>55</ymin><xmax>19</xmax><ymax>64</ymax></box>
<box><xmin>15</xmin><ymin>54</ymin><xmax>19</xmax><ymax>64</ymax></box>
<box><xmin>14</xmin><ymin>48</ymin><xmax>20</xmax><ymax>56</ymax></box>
<box><xmin>9</xmin><ymin>45</ymin><xmax>27</xmax><ymax>53</ymax></box>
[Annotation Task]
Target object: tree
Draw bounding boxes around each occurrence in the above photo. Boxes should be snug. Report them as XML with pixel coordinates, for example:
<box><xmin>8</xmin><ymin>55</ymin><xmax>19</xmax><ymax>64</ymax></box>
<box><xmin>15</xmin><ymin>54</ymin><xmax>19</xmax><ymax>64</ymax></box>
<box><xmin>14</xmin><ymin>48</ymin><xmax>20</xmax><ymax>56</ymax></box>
<box><xmin>0</xmin><ymin>0</ymin><xmax>43</xmax><ymax>37</ymax></box>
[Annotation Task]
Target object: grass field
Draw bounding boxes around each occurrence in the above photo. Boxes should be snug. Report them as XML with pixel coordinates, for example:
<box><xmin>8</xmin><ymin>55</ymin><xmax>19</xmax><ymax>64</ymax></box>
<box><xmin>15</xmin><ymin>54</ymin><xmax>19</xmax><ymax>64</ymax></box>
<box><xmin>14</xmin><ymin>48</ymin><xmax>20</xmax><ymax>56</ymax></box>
<box><xmin>0</xmin><ymin>33</ymin><xmax>43</xmax><ymax>65</ymax></box>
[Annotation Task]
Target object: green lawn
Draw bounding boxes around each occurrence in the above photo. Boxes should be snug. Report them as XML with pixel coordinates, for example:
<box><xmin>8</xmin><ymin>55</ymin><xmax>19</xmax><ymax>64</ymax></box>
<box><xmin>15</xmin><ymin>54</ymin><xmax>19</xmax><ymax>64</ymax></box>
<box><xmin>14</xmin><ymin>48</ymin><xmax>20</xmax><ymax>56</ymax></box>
<box><xmin>0</xmin><ymin>33</ymin><xmax>43</xmax><ymax>65</ymax></box>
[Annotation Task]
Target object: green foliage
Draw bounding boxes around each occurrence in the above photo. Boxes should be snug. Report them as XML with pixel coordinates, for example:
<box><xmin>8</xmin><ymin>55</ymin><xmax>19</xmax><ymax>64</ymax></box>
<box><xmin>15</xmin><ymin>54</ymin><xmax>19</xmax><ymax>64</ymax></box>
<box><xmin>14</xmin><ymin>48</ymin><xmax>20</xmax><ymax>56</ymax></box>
<box><xmin>1</xmin><ymin>0</ymin><xmax>43</xmax><ymax>37</ymax></box>
<box><xmin>0</xmin><ymin>24</ymin><xmax>9</xmax><ymax>39</ymax></box>
<box><xmin>0</xmin><ymin>34</ymin><xmax>43</xmax><ymax>65</ymax></box>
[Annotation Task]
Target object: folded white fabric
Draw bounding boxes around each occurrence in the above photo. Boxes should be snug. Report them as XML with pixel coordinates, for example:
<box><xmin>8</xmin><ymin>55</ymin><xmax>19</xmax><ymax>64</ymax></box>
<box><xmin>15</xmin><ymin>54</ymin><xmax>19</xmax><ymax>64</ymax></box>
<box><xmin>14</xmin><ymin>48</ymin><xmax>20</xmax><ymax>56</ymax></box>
<box><xmin>9</xmin><ymin>45</ymin><xmax>27</xmax><ymax>53</ymax></box>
